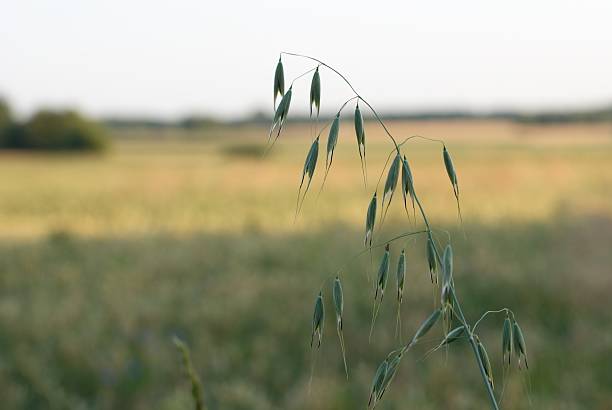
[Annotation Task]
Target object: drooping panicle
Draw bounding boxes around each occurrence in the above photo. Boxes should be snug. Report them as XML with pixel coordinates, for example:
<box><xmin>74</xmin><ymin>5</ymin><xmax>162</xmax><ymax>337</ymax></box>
<box><xmin>502</xmin><ymin>316</ymin><xmax>513</xmax><ymax>367</ymax></box>
<box><xmin>326</xmin><ymin>113</ymin><xmax>340</xmax><ymax>170</ymax></box>
<box><xmin>364</xmin><ymin>192</ymin><xmax>377</xmax><ymax>247</ymax></box>
<box><xmin>442</xmin><ymin>144</ymin><xmax>462</xmax><ymax>222</ymax></box>
<box><xmin>512</xmin><ymin>321</ymin><xmax>528</xmax><ymax>369</ymax></box>
<box><xmin>441</xmin><ymin>282</ymin><xmax>453</xmax><ymax>308</ymax></box>
<box><xmin>273</xmin><ymin>57</ymin><xmax>285</xmax><ymax>109</ymax></box>
<box><xmin>443</xmin><ymin>145</ymin><xmax>458</xmax><ymax>194</ymax></box>
<box><xmin>381</xmin><ymin>153</ymin><xmax>401</xmax><ymax>224</ymax></box>
<box><xmin>440</xmin><ymin>244</ymin><xmax>455</xmax><ymax>330</ymax></box>
<box><xmin>476</xmin><ymin>337</ymin><xmax>494</xmax><ymax>390</ymax></box>
<box><xmin>333</xmin><ymin>276</ymin><xmax>343</xmax><ymax>327</ymax></box>
<box><xmin>368</xmin><ymin>358</ymin><xmax>388</xmax><ymax>408</ymax></box>
<box><xmin>426</xmin><ymin>237</ymin><xmax>437</xmax><ymax>283</ymax></box>
<box><xmin>333</xmin><ymin>276</ymin><xmax>349</xmax><ymax>378</ymax></box>
<box><xmin>310</xmin><ymin>67</ymin><xmax>321</xmax><ymax>117</ymax></box>
<box><xmin>369</xmin><ymin>244</ymin><xmax>390</xmax><ymax>342</ymax></box>
<box><xmin>401</xmin><ymin>155</ymin><xmax>416</xmax><ymax>219</ymax></box>
<box><xmin>379</xmin><ymin>352</ymin><xmax>402</xmax><ymax>400</ymax></box>
<box><xmin>296</xmin><ymin>136</ymin><xmax>319</xmax><ymax>217</ymax></box>
<box><xmin>375</xmin><ymin>244</ymin><xmax>391</xmax><ymax>301</ymax></box>
<box><xmin>442</xmin><ymin>244</ymin><xmax>453</xmax><ymax>287</ymax></box>
<box><xmin>268</xmin><ymin>86</ymin><xmax>293</xmax><ymax>149</ymax></box>
<box><xmin>311</xmin><ymin>291</ymin><xmax>325</xmax><ymax>348</ymax></box>
<box><xmin>354</xmin><ymin>102</ymin><xmax>367</xmax><ymax>184</ymax></box>
<box><xmin>412</xmin><ymin>309</ymin><xmax>442</xmax><ymax>344</ymax></box>
<box><xmin>396</xmin><ymin>249</ymin><xmax>406</xmax><ymax>303</ymax></box>
<box><xmin>441</xmin><ymin>325</ymin><xmax>465</xmax><ymax>346</ymax></box>
<box><xmin>394</xmin><ymin>249</ymin><xmax>406</xmax><ymax>339</ymax></box>
<box><xmin>303</xmin><ymin>137</ymin><xmax>319</xmax><ymax>181</ymax></box>
<box><xmin>424</xmin><ymin>325</ymin><xmax>466</xmax><ymax>358</ymax></box>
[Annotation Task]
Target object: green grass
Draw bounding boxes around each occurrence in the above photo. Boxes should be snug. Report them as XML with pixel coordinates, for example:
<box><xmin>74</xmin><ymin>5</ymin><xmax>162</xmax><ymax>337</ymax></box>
<box><xmin>0</xmin><ymin>122</ymin><xmax>611</xmax><ymax>409</ymax></box>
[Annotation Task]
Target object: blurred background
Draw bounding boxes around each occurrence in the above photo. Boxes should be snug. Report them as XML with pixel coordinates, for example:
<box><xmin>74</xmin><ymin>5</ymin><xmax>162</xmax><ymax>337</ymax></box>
<box><xmin>1</xmin><ymin>1</ymin><xmax>612</xmax><ymax>409</ymax></box>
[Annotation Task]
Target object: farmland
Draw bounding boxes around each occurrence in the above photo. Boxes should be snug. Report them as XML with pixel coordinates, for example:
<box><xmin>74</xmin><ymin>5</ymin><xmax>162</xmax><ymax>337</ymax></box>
<box><xmin>0</xmin><ymin>120</ymin><xmax>611</xmax><ymax>409</ymax></box>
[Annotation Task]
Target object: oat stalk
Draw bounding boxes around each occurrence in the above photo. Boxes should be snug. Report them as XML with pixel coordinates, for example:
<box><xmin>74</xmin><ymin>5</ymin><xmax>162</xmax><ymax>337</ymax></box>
<box><xmin>267</xmin><ymin>52</ymin><xmax>531</xmax><ymax>410</ymax></box>
<box><xmin>173</xmin><ymin>337</ymin><xmax>205</xmax><ymax>410</ymax></box>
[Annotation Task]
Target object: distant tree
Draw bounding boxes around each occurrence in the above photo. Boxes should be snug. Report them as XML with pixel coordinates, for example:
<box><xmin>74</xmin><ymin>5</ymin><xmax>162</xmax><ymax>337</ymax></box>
<box><xmin>178</xmin><ymin>116</ymin><xmax>220</xmax><ymax>130</ymax></box>
<box><xmin>0</xmin><ymin>98</ymin><xmax>12</xmax><ymax>136</ymax></box>
<box><xmin>2</xmin><ymin>109</ymin><xmax>108</xmax><ymax>151</ymax></box>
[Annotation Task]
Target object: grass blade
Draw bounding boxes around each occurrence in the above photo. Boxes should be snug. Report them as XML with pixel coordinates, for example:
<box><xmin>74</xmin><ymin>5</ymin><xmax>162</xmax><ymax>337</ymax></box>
<box><xmin>173</xmin><ymin>337</ymin><xmax>205</xmax><ymax>410</ymax></box>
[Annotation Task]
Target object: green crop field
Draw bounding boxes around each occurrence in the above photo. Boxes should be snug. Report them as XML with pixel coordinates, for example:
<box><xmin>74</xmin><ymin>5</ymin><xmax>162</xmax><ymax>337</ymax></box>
<box><xmin>0</xmin><ymin>120</ymin><xmax>611</xmax><ymax>409</ymax></box>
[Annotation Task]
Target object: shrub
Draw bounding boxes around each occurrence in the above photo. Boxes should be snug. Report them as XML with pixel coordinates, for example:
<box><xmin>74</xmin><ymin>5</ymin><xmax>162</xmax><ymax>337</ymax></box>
<box><xmin>22</xmin><ymin>110</ymin><xmax>107</xmax><ymax>151</ymax></box>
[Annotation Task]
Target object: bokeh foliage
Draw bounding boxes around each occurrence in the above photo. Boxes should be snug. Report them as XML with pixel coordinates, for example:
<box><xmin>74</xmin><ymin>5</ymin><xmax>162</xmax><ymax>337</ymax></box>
<box><xmin>0</xmin><ymin>127</ymin><xmax>611</xmax><ymax>409</ymax></box>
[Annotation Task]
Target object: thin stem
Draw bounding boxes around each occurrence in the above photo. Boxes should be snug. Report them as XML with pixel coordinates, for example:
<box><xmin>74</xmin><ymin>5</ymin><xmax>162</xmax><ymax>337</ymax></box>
<box><xmin>312</xmin><ymin>96</ymin><xmax>359</xmax><ymax>144</ymax></box>
<box><xmin>412</xmin><ymin>156</ymin><xmax>500</xmax><ymax>410</ymax></box>
<box><xmin>336</xmin><ymin>96</ymin><xmax>360</xmax><ymax>115</ymax></box>
<box><xmin>333</xmin><ymin>230</ymin><xmax>428</xmax><ymax>276</ymax></box>
<box><xmin>281</xmin><ymin>52</ymin><xmax>400</xmax><ymax>152</ymax></box>
<box><xmin>472</xmin><ymin>308</ymin><xmax>515</xmax><ymax>333</ymax></box>
<box><xmin>281</xmin><ymin>52</ymin><xmax>360</xmax><ymax>95</ymax></box>
<box><xmin>375</xmin><ymin>148</ymin><xmax>395</xmax><ymax>193</ymax></box>
<box><xmin>290</xmin><ymin>67</ymin><xmax>318</xmax><ymax>87</ymax></box>
<box><xmin>314</xmin><ymin>230</ymin><xmax>428</xmax><ymax>293</ymax></box>
<box><xmin>401</xmin><ymin>134</ymin><xmax>445</xmax><ymax>146</ymax></box>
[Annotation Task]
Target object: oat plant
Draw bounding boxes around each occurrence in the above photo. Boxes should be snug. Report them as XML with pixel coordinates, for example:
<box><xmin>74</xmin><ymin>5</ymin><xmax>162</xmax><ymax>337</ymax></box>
<box><xmin>268</xmin><ymin>52</ymin><xmax>531</xmax><ymax>410</ymax></box>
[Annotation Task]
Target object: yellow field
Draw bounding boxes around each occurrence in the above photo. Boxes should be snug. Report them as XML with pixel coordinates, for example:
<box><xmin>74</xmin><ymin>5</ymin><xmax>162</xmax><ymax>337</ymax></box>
<box><xmin>1</xmin><ymin>120</ymin><xmax>611</xmax><ymax>409</ymax></box>
<box><xmin>1</xmin><ymin>120</ymin><xmax>611</xmax><ymax>238</ymax></box>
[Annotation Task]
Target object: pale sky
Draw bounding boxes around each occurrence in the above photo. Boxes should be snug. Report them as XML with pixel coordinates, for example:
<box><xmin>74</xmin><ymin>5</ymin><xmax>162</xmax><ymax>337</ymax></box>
<box><xmin>1</xmin><ymin>0</ymin><xmax>611</xmax><ymax>119</ymax></box>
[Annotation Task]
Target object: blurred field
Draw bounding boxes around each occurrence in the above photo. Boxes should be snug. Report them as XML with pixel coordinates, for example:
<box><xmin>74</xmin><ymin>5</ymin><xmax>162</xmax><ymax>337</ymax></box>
<box><xmin>0</xmin><ymin>120</ymin><xmax>611</xmax><ymax>409</ymax></box>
